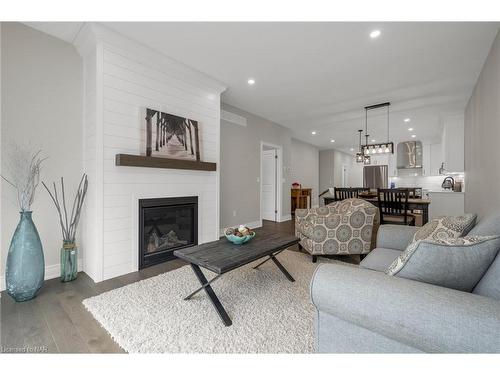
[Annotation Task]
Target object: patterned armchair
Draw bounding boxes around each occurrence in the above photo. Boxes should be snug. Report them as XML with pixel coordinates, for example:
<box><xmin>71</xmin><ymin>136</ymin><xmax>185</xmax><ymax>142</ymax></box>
<box><xmin>295</xmin><ymin>198</ymin><xmax>379</xmax><ymax>262</ymax></box>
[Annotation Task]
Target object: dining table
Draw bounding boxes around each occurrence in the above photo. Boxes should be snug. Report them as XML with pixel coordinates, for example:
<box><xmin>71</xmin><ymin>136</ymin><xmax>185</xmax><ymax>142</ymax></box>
<box><xmin>323</xmin><ymin>195</ymin><xmax>431</xmax><ymax>225</ymax></box>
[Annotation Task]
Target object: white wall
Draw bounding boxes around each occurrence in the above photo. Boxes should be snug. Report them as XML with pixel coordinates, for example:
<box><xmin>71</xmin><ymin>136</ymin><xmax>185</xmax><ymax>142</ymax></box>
<box><xmin>290</xmin><ymin>138</ymin><xmax>319</xmax><ymax>207</ymax></box>
<box><xmin>76</xmin><ymin>24</ymin><xmax>225</xmax><ymax>281</ymax></box>
<box><xmin>220</xmin><ymin>103</ymin><xmax>293</xmax><ymax>229</ymax></box>
<box><xmin>319</xmin><ymin>149</ymin><xmax>333</xmax><ymax>195</ymax></box>
<box><xmin>465</xmin><ymin>30</ymin><xmax>500</xmax><ymax>219</ymax></box>
<box><xmin>319</xmin><ymin>149</ymin><xmax>363</xmax><ymax>202</ymax></box>
<box><xmin>1</xmin><ymin>23</ymin><xmax>83</xmax><ymax>288</ymax></box>
<box><xmin>333</xmin><ymin>149</ymin><xmax>363</xmax><ymax>188</ymax></box>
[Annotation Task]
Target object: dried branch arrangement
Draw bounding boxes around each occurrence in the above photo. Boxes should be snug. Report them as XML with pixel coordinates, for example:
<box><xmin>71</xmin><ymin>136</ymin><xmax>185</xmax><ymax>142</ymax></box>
<box><xmin>1</xmin><ymin>147</ymin><xmax>46</xmax><ymax>212</ymax></box>
<box><xmin>42</xmin><ymin>174</ymin><xmax>88</xmax><ymax>243</ymax></box>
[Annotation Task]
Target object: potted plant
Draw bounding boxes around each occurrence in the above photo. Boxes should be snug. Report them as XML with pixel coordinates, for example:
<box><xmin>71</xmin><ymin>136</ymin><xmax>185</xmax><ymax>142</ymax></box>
<box><xmin>1</xmin><ymin>148</ymin><xmax>46</xmax><ymax>302</ymax></box>
<box><xmin>42</xmin><ymin>174</ymin><xmax>88</xmax><ymax>282</ymax></box>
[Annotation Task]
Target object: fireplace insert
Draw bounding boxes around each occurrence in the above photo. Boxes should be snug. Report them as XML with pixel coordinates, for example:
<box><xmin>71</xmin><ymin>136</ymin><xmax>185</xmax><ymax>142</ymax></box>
<box><xmin>138</xmin><ymin>196</ymin><xmax>198</xmax><ymax>269</ymax></box>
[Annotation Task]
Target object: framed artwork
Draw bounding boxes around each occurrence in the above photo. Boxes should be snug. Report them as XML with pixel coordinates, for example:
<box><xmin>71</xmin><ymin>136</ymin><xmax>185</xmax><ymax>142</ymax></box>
<box><xmin>144</xmin><ymin>108</ymin><xmax>200</xmax><ymax>161</ymax></box>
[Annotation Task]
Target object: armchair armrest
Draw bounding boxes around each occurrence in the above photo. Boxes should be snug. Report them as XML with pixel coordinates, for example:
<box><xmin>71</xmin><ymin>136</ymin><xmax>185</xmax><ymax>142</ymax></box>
<box><xmin>311</xmin><ymin>264</ymin><xmax>500</xmax><ymax>353</ymax></box>
<box><xmin>376</xmin><ymin>224</ymin><xmax>418</xmax><ymax>251</ymax></box>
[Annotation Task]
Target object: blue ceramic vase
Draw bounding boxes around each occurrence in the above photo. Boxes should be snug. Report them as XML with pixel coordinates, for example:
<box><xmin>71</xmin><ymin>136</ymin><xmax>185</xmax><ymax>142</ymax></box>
<box><xmin>6</xmin><ymin>211</ymin><xmax>45</xmax><ymax>302</ymax></box>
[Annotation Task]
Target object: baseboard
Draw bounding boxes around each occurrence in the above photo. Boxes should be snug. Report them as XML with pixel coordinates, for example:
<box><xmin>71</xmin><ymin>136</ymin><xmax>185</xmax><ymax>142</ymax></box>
<box><xmin>279</xmin><ymin>214</ymin><xmax>292</xmax><ymax>222</ymax></box>
<box><xmin>219</xmin><ymin>220</ymin><xmax>262</xmax><ymax>237</ymax></box>
<box><xmin>0</xmin><ymin>259</ymin><xmax>83</xmax><ymax>292</ymax></box>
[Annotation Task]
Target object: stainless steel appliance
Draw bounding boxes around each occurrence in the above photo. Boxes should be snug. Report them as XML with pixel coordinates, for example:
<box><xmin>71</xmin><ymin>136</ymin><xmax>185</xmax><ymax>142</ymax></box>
<box><xmin>363</xmin><ymin>165</ymin><xmax>388</xmax><ymax>189</ymax></box>
<box><xmin>442</xmin><ymin>176</ymin><xmax>455</xmax><ymax>191</ymax></box>
<box><xmin>397</xmin><ymin>141</ymin><xmax>423</xmax><ymax>170</ymax></box>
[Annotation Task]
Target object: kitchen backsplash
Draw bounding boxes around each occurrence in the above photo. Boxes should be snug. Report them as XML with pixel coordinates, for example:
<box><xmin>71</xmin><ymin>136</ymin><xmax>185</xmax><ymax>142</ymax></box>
<box><xmin>389</xmin><ymin>175</ymin><xmax>464</xmax><ymax>192</ymax></box>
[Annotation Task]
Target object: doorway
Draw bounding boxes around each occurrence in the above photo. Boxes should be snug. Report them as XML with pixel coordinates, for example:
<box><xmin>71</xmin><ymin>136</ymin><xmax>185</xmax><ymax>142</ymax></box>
<box><xmin>260</xmin><ymin>142</ymin><xmax>282</xmax><ymax>222</ymax></box>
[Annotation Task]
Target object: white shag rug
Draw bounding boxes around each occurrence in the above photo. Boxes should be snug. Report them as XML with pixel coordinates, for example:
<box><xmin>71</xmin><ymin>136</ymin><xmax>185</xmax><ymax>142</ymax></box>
<box><xmin>83</xmin><ymin>250</ymin><xmax>349</xmax><ymax>353</ymax></box>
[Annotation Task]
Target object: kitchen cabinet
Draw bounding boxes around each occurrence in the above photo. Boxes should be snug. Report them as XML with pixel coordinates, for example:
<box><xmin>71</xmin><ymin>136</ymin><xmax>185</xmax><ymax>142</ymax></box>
<box><xmin>370</xmin><ymin>153</ymin><xmax>397</xmax><ymax>176</ymax></box>
<box><xmin>369</xmin><ymin>154</ymin><xmax>388</xmax><ymax>166</ymax></box>
<box><xmin>430</xmin><ymin>143</ymin><xmax>443</xmax><ymax>175</ymax></box>
<box><xmin>441</xmin><ymin>114</ymin><xmax>464</xmax><ymax>173</ymax></box>
<box><xmin>428</xmin><ymin>192</ymin><xmax>464</xmax><ymax>220</ymax></box>
<box><xmin>422</xmin><ymin>143</ymin><xmax>431</xmax><ymax>176</ymax></box>
<box><xmin>422</xmin><ymin>143</ymin><xmax>443</xmax><ymax>176</ymax></box>
<box><xmin>387</xmin><ymin>152</ymin><xmax>397</xmax><ymax>177</ymax></box>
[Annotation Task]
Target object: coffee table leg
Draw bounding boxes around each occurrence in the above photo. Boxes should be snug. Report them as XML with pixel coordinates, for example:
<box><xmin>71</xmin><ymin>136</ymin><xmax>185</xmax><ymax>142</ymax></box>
<box><xmin>253</xmin><ymin>249</ymin><xmax>286</xmax><ymax>270</ymax></box>
<box><xmin>189</xmin><ymin>264</ymin><xmax>232</xmax><ymax>327</ymax></box>
<box><xmin>184</xmin><ymin>274</ymin><xmax>222</xmax><ymax>300</ymax></box>
<box><xmin>253</xmin><ymin>250</ymin><xmax>295</xmax><ymax>282</ymax></box>
<box><xmin>252</xmin><ymin>256</ymin><xmax>273</xmax><ymax>269</ymax></box>
<box><xmin>270</xmin><ymin>256</ymin><xmax>295</xmax><ymax>282</ymax></box>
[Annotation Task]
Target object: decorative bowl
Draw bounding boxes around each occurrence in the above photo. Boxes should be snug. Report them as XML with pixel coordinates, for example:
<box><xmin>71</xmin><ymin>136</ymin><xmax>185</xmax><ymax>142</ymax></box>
<box><xmin>224</xmin><ymin>228</ymin><xmax>256</xmax><ymax>245</ymax></box>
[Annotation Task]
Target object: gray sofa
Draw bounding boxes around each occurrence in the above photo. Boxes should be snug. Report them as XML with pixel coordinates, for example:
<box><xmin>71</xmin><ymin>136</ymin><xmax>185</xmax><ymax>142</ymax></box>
<box><xmin>310</xmin><ymin>213</ymin><xmax>500</xmax><ymax>353</ymax></box>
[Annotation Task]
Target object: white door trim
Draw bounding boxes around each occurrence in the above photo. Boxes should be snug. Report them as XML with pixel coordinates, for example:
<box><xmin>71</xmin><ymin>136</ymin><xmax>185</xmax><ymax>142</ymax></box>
<box><xmin>342</xmin><ymin>164</ymin><xmax>348</xmax><ymax>187</ymax></box>
<box><xmin>260</xmin><ymin>141</ymin><xmax>283</xmax><ymax>223</ymax></box>
<box><xmin>262</xmin><ymin>149</ymin><xmax>277</xmax><ymax>221</ymax></box>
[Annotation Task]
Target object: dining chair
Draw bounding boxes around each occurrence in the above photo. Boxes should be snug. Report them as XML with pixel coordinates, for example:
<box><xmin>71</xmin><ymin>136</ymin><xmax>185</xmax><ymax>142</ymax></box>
<box><xmin>334</xmin><ymin>187</ymin><xmax>358</xmax><ymax>201</ymax></box>
<box><xmin>377</xmin><ymin>188</ymin><xmax>416</xmax><ymax>226</ymax></box>
<box><xmin>333</xmin><ymin>187</ymin><xmax>370</xmax><ymax>201</ymax></box>
<box><xmin>403</xmin><ymin>187</ymin><xmax>418</xmax><ymax>198</ymax></box>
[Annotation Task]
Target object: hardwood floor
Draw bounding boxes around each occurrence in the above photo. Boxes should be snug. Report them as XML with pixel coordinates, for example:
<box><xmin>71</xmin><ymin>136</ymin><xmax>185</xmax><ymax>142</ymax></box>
<box><xmin>0</xmin><ymin>220</ymin><xmax>359</xmax><ymax>353</ymax></box>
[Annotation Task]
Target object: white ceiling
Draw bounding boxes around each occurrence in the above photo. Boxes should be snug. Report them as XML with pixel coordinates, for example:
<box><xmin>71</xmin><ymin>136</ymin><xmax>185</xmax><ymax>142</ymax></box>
<box><xmin>26</xmin><ymin>22</ymin><xmax>499</xmax><ymax>153</ymax></box>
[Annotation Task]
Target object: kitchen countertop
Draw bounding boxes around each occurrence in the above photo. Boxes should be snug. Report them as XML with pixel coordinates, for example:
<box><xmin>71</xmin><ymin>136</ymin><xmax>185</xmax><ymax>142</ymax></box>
<box><xmin>427</xmin><ymin>190</ymin><xmax>465</xmax><ymax>194</ymax></box>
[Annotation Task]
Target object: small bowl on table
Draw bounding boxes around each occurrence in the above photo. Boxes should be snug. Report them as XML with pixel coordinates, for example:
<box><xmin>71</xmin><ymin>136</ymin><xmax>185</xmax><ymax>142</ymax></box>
<box><xmin>224</xmin><ymin>227</ymin><xmax>256</xmax><ymax>245</ymax></box>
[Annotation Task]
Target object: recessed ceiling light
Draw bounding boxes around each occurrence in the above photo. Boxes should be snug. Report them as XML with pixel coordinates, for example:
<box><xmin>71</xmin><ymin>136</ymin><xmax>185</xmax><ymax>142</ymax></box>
<box><xmin>330</xmin><ymin>139</ymin><xmax>335</xmax><ymax>143</ymax></box>
<box><xmin>247</xmin><ymin>78</ymin><xmax>255</xmax><ymax>85</ymax></box>
<box><xmin>370</xmin><ymin>30</ymin><xmax>381</xmax><ymax>39</ymax></box>
<box><xmin>408</xmin><ymin>127</ymin><xmax>414</xmax><ymax>131</ymax></box>
<box><xmin>371</xmin><ymin>139</ymin><xmax>376</xmax><ymax>142</ymax></box>
<box><xmin>311</xmin><ymin>131</ymin><xmax>317</xmax><ymax>135</ymax></box>
<box><xmin>404</xmin><ymin>118</ymin><xmax>411</xmax><ymax>123</ymax></box>
<box><xmin>350</xmin><ymin>148</ymin><xmax>355</xmax><ymax>151</ymax></box>
<box><xmin>411</xmin><ymin>134</ymin><xmax>416</xmax><ymax>138</ymax></box>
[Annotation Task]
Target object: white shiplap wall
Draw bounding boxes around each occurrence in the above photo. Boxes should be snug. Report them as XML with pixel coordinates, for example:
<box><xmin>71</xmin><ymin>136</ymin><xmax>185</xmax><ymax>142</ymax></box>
<box><xmin>82</xmin><ymin>45</ymin><xmax>103</xmax><ymax>281</ymax></box>
<box><xmin>76</xmin><ymin>24</ymin><xmax>225</xmax><ymax>282</ymax></box>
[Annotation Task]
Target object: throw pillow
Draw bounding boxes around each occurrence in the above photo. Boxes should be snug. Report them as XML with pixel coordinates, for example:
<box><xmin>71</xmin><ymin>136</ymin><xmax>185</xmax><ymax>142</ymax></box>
<box><xmin>385</xmin><ymin>235</ymin><xmax>500</xmax><ymax>292</ymax></box>
<box><xmin>411</xmin><ymin>213</ymin><xmax>477</xmax><ymax>243</ymax></box>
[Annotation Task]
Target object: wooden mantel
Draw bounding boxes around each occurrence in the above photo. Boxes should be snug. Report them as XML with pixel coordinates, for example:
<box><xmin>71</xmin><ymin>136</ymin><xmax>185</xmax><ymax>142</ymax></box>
<box><xmin>115</xmin><ymin>154</ymin><xmax>217</xmax><ymax>171</ymax></box>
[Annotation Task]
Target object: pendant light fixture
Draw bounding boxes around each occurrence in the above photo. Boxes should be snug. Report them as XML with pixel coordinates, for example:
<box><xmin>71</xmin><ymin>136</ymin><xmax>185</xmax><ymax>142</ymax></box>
<box><xmin>356</xmin><ymin>129</ymin><xmax>364</xmax><ymax>163</ymax></box>
<box><xmin>363</xmin><ymin>108</ymin><xmax>371</xmax><ymax>164</ymax></box>
<box><xmin>363</xmin><ymin>133</ymin><xmax>371</xmax><ymax>165</ymax></box>
<box><xmin>361</xmin><ymin>102</ymin><xmax>394</xmax><ymax>156</ymax></box>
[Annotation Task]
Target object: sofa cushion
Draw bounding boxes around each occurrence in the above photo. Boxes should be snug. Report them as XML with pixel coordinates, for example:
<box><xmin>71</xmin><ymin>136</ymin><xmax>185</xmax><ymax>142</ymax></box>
<box><xmin>385</xmin><ymin>236</ymin><xmax>500</xmax><ymax>292</ymax></box>
<box><xmin>359</xmin><ymin>248</ymin><xmax>403</xmax><ymax>272</ymax></box>
<box><xmin>468</xmin><ymin>212</ymin><xmax>500</xmax><ymax>236</ymax></box>
<box><xmin>411</xmin><ymin>214</ymin><xmax>477</xmax><ymax>243</ymax></box>
<box><xmin>473</xmin><ymin>253</ymin><xmax>500</xmax><ymax>300</ymax></box>
<box><xmin>376</xmin><ymin>225</ymin><xmax>419</xmax><ymax>251</ymax></box>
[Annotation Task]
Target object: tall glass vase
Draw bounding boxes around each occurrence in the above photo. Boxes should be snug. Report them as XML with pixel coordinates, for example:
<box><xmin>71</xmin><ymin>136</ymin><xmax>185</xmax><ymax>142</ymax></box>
<box><xmin>6</xmin><ymin>211</ymin><xmax>45</xmax><ymax>302</ymax></box>
<box><xmin>60</xmin><ymin>241</ymin><xmax>78</xmax><ymax>282</ymax></box>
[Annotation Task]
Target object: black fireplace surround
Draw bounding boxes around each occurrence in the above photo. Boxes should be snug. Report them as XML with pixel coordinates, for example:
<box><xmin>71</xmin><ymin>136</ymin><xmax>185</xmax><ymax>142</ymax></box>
<box><xmin>139</xmin><ymin>196</ymin><xmax>198</xmax><ymax>269</ymax></box>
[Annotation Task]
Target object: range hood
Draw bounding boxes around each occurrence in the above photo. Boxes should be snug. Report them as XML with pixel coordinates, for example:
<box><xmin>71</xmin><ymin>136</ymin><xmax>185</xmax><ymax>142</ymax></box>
<box><xmin>397</xmin><ymin>141</ymin><xmax>423</xmax><ymax>169</ymax></box>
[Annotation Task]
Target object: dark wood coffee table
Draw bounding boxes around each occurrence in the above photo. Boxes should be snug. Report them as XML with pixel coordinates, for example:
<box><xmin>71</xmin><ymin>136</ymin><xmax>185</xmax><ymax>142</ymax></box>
<box><xmin>174</xmin><ymin>231</ymin><xmax>300</xmax><ymax>326</ymax></box>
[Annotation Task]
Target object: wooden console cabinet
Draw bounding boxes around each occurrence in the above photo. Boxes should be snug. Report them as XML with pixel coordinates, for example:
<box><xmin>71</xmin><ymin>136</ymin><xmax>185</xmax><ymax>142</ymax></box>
<box><xmin>291</xmin><ymin>188</ymin><xmax>312</xmax><ymax>216</ymax></box>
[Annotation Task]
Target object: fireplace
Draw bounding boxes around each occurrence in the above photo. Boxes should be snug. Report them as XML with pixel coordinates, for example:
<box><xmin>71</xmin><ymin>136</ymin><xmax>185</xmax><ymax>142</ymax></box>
<box><xmin>139</xmin><ymin>196</ymin><xmax>198</xmax><ymax>269</ymax></box>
